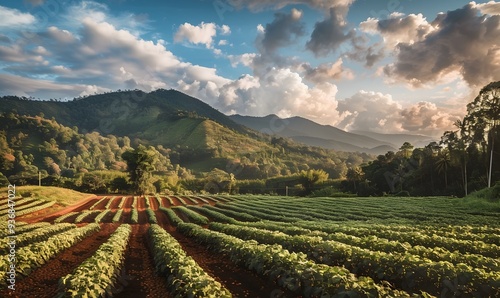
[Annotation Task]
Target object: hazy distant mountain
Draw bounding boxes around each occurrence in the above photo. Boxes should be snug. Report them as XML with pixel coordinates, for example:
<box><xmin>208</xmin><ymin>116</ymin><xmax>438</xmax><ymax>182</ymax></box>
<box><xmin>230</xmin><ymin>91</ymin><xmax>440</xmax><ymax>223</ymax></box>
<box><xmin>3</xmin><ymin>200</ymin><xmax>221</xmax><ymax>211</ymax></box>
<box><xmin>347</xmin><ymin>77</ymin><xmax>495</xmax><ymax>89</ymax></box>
<box><xmin>351</xmin><ymin>131</ymin><xmax>436</xmax><ymax>149</ymax></box>
<box><xmin>229</xmin><ymin>114</ymin><xmax>434</xmax><ymax>154</ymax></box>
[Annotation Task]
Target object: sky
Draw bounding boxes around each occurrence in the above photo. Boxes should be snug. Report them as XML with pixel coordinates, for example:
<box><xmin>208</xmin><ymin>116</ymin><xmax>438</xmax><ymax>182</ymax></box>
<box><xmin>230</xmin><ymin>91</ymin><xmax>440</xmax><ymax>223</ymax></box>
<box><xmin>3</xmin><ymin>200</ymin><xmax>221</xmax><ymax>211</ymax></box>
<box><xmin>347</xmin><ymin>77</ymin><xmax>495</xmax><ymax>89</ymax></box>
<box><xmin>0</xmin><ymin>0</ymin><xmax>499</xmax><ymax>137</ymax></box>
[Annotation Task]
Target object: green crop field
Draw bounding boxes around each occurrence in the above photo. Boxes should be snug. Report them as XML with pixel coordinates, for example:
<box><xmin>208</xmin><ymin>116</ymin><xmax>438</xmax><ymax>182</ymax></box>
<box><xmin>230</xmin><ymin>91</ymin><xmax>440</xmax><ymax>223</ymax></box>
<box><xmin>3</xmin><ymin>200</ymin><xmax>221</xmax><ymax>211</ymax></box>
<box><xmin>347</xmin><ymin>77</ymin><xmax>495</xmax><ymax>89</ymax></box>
<box><xmin>1</xmin><ymin>194</ymin><xmax>499</xmax><ymax>297</ymax></box>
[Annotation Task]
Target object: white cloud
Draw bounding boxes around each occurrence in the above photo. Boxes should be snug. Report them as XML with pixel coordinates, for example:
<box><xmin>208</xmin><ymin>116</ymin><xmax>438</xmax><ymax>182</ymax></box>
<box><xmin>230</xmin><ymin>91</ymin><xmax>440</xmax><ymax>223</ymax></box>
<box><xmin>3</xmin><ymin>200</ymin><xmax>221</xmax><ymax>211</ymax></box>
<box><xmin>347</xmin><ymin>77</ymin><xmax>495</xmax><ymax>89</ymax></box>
<box><xmin>219</xmin><ymin>24</ymin><xmax>231</xmax><ymax>35</ymax></box>
<box><xmin>337</xmin><ymin>91</ymin><xmax>459</xmax><ymax>135</ymax></box>
<box><xmin>369</xmin><ymin>4</ymin><xmax>500</xmax><ymax>87</ymax></box>
<box><xmin>216</xmin><ymin>68</ymin><xmax>341</xmax><ymax>125</ymax></box>
<box><xmin>257</xmin><ymin>24</ymin><xmax>265</xmax><ymax>33</ymax></box>
<box><xmin>174</xmin><ymin>22</ymin><xmax>217</xmax><ymax>49</ymax></box>
<box><xmin>302</xmin><ymin>58</ymin><xmax>354</xmax><ymax>83</ymax></box>
<box><xmin>228</xmin><ymin>53</ymin><xmax>258</xmax><ymax>68</ymax></box>
<box><xmin>0</xmin><ymin>6</ymin><xmax>36</xmax><ymax>28</ymax></box>
<box><xmin>360</xmin><ymin>13</ymin><xmax>435</xmax><ymax>48</ymax></box>
<box><xmin>218</xmin><ymin>39</ymin><xmax>228</xmax><ymax>46</ymax></box>
<box><xmin>471</xmin><ymin>1</ymin><xmax>500</xmax><ymax>15</ymax></box>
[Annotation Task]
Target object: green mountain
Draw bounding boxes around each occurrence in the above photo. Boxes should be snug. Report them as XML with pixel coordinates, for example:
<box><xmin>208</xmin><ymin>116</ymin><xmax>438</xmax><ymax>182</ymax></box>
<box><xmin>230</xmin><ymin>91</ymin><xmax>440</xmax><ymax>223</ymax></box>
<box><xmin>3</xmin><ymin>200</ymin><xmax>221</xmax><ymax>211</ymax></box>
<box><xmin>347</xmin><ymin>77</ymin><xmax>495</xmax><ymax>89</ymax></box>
<box><xmin>1</xmin><ymin>90</ymin><xmax>375</xmax><ymax>184</ymax></box>
<box><xmin>229</xmin><ymin>114</ymin><xmax>398</xmax><ymax>154</ymax></box>
<box><xmin>0</xmin><ymin>89</ymin><xmax>265</xmax><ymax>157</ymax></box>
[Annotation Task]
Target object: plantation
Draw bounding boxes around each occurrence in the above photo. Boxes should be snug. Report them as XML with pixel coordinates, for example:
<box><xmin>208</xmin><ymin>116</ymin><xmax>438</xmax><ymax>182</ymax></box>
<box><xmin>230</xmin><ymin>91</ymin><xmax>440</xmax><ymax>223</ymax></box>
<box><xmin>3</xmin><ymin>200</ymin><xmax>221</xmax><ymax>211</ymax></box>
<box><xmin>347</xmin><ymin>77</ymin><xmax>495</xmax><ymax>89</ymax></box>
<box><xmin>0</xmin><ymin>192</ymin><xmax>499</xmax><ymax>297</ymax></box>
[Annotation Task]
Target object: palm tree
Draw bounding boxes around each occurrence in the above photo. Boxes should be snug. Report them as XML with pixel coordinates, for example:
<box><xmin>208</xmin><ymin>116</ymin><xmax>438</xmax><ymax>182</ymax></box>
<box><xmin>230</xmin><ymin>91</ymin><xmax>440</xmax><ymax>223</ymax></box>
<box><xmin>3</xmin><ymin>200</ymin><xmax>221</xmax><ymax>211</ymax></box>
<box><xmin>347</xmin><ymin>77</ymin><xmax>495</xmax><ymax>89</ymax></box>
<box><xmin>435</xmin><ymin>150</ymin><xmax>451</xmax><ymax>189</ymax></box>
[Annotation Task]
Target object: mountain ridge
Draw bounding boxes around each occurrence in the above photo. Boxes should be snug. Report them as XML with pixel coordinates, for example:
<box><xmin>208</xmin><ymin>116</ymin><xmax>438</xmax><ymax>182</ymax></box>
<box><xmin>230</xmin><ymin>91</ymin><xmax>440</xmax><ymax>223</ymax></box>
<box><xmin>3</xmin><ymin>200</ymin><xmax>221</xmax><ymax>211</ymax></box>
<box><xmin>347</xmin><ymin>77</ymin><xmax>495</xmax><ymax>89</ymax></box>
<box><xmin>229</xmin><ymin>114</ymin><xmax>436</xmax><ymax>154</ymax></box>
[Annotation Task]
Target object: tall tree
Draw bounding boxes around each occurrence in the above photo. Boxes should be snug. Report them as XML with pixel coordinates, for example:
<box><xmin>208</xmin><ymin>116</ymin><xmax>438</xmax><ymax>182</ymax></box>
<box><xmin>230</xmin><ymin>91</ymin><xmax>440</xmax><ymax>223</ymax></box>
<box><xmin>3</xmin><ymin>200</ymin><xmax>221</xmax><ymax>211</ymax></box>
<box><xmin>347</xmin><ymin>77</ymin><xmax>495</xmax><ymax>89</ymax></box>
<box><xmin>122</xmin><ymin>145</ymin><xmax>160</xmax><ymax>194</ymax></box>
<box><xmin>465</xmin><ymin>81</ymin><xmax>500</xmax><ymax>187</ymax></box>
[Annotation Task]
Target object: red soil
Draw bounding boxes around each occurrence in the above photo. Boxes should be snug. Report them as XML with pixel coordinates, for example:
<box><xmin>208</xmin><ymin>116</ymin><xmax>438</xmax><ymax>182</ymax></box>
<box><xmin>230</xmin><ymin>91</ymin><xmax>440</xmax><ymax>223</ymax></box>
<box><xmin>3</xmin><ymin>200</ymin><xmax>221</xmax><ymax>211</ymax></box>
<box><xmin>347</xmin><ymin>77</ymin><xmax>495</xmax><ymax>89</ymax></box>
<box><xmin>0</xmin><ymin>223</ymin><xmax>118</xmax><ymax>298</ymax></box>
<box><xmin>3</xmin><ymin>195</ymin><xmax>287</xmax><ymax>297</ymax></box>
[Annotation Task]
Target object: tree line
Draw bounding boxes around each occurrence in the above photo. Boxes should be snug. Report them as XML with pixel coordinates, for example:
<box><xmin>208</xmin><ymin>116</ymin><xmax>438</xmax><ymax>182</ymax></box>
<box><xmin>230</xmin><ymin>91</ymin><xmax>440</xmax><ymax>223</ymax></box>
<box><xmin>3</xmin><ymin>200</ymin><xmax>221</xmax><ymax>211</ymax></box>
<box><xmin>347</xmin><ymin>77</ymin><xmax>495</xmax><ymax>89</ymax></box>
<box><xmin>345</xmin><ymin>82</ymin><xmax>500</xmax><ymax>197</ymax></box>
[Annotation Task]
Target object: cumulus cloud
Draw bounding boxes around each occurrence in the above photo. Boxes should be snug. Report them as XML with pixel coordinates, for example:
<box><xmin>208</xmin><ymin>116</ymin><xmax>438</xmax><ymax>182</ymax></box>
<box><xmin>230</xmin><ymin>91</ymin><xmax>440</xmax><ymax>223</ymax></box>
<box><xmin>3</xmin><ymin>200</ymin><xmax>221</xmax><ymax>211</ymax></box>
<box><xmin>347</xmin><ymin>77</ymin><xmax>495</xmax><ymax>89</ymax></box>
<box><xmin>372</xmin><ymin>4</ymin><xmax>500</xmax><ymax>87</ymax></box>
<box><xmin>471</xmin><ymin>1</ymin><xmax>500</xmax><ymax>15</ymax></box>
<box><xmin>0</xmin><ymin>17</ymin><xmax>230</xmax><ymax>100</ymax></box>
<box><xmin>219</xmin><ymin>24</ymin><xmax>231</xmax><ymax>35</ymax></box>
<box><xmin>216</xmin><ymin>68</ymin><xmax>341</xmax><ymax>124</ymax></box>
<box><xmin>306</xmin><ymin>7</ymin><xmax>355</xmax><ymax>56</ymax></box>
<box><xmin>360</xmin><ymin>13</ymin><xmax>434</xmax><ymax>48</ymax></box>
<box><xmin>400</xmin><ymin>101</ymin><xmax>458</xmax><ymax>133</ymax></box>
<box><xmin>257</xmin><ymin>8</ymin><xmax>304</xmax><ymax>55</ymax></box>
<box><xmin>228</xmin><ymin>53</ymin><xmax>258</xmax><ymax>68</ymax></box>
<box><xmin>0</xmin><ymin>5</ymin><xmax>36</xmax><ymax>28</ymax></box>
<box><xmin>337</xmin><ymin>91</ymin><xmax>459</xmax><ymax>135</ymax></box>
<box><xmin>174</xmin><ymin>22</ymin><xmax>218</xmax><ymax>48</ymax></box>
<box><xmin>302</xmin><ymin>58</ymin><xmax>354</xmax><ymax>83</ymax></box>
<box><xmin>0</xmin><ymin>73</ymin><xmax>109</xmax><ymax>98</ymax></box>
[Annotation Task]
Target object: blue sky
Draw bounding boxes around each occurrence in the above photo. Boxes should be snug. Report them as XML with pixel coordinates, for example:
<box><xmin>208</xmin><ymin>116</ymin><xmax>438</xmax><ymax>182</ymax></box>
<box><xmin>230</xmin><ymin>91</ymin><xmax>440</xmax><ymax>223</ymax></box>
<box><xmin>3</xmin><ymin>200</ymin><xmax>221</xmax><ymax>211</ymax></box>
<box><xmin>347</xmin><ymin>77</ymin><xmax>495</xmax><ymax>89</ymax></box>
<box><xmin>1</xmin><ymin>0</ymin><xmax>499</xmax><ymax>137</ymax></box>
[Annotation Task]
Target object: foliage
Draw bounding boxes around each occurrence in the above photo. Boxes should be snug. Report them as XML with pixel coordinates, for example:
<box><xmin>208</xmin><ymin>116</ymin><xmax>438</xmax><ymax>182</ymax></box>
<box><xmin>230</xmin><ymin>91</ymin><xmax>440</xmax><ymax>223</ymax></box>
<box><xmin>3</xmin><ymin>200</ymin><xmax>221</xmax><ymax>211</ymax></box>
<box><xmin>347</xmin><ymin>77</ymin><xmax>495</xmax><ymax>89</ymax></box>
<box><xmin>147</xmin><ymin>224</ymin><xmax>232</xmax><ymax>297</ymax></box>
<box><xmin>57</xmin><ymin>224</ymin><xmax>131</xmax><ymax>297</ymax></box>
<box><xmin>0</xmin><ymin>223</ymin><xmax>100</xmax><ymax>287</ymax></box>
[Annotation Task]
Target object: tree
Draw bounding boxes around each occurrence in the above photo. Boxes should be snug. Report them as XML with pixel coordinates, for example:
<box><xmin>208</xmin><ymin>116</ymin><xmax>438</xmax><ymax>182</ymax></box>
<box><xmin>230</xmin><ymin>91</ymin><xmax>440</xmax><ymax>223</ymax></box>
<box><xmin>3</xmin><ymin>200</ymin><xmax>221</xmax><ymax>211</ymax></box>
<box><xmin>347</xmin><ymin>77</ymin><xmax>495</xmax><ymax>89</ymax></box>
<box><xmin>122</xmin><ymin>145</ymin><xmax>160</xmax><ymax>194</ymax></box>
<box><xmin>464</xmin><ymin>81</ymin><xmax>500</xmax><ymax>187</ymax></box>
<box><xmin>299</xmin><ymin>169</ymin><xmax>329</xmax><ymax>195</ymax></box>
<box><xmin>346</xmin><ymin>167</ymin><xmax>364</xmax><ymax>192</ymax></box>
<box><xmin>435</xmin><ymin>149</ymin><xmax>451</xmax><ymax>189</ymax></box>
<box><xmin>399</xmin><ymin>142</ymin><xmax>414</xmax><ymax>159</ymax></box>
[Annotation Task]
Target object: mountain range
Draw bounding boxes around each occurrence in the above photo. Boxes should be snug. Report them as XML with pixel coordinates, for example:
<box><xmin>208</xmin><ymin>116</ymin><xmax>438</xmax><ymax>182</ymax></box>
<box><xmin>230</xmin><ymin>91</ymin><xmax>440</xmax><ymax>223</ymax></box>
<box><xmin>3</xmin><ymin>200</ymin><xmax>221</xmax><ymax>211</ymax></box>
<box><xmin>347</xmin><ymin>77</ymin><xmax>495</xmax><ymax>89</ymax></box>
<box><xmin>0</xmin><ymin>89</ymin><xmax>435</xmax><ymax>157</ymax></box>
<box><xmin>229</xmin><ymin>114</ymin><xmax>435</xmax><ymax>155</ymax></box>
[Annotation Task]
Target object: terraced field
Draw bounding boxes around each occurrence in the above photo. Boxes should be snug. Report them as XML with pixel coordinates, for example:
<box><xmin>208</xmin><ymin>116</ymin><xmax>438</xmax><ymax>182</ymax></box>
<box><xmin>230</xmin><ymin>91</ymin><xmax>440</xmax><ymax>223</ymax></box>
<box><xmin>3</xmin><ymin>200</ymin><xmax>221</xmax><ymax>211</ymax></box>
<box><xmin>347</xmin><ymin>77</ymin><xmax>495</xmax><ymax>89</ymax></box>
<box><xmin>1</xmin><ymin>194</ymin><xmax>499</xmax><ymax>297</ymax></box>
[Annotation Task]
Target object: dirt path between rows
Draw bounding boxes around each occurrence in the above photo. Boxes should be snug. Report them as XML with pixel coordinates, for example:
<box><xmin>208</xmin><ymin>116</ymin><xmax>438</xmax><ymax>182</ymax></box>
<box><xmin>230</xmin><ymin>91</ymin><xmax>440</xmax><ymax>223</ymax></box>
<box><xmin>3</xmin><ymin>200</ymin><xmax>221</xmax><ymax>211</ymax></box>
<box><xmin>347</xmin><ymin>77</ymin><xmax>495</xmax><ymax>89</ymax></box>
<box><xmin>169</xmin><ymin>229</ymin><xmax>290</xmax><ymax>298</ymax></box>
<box><xmin>0</xmin><ymin>223</ymin><xmax>118</xmax><ymax>298</ymax></box>
<box><xmin>114</xmin><ymin>224</ymin><xmax>170</xmax><ymax>298</ymax></box>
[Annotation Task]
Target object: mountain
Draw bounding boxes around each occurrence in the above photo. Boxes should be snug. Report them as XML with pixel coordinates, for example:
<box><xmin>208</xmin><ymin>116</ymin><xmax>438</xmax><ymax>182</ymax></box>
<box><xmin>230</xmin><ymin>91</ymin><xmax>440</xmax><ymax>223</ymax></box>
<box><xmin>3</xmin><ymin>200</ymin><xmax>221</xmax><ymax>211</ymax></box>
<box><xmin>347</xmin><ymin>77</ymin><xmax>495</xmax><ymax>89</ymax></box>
<box><xmin>0</xmin><ymin>89</ymin><xmax>267</xmax><ymax>157</ymax></box>
<box><xmin>350</xmin><ymin>131</ymin><xmax>436</xmax><ymax>149</ymax></box>
<box><xmin>229</xmin><ymin>114</ymin><xmax>399</xmax><ymax>155</ymax></box>
<box><xmin>1</xmin><ymin>90</ymin><xmax>378</xmax><ymax>179</ymax></box>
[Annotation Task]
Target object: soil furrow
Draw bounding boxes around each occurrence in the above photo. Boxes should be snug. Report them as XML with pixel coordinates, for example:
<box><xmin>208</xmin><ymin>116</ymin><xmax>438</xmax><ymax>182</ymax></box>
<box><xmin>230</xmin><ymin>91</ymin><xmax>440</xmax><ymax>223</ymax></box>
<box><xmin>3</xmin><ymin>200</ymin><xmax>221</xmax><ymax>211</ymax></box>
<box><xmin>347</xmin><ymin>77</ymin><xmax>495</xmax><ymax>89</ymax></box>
<box><xmin>0</xmin><ymin>223</ymin><xmax>118</xmax><ymax>298</ymax></box>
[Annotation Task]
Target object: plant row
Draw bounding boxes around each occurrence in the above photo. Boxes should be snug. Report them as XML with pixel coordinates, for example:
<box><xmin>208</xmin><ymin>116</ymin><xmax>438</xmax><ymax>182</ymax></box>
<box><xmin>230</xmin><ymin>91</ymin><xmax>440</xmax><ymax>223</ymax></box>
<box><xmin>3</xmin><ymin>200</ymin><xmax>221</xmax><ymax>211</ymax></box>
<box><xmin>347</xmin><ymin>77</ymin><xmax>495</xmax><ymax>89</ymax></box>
<box><xmin>147</xmin><ymin>224</ymin><xmax>232</xmax><ymax>297</ymax></box>
<box><xmin>178</xmin><ymin>223</ymin><xmax>420</xmax><ymax>298</ymax></box>
<box><xmin>209</xmin><ymin>222</ymin><xmax>499</xmax><ymax>297</ymax></box>
<box><xmin>0</xmin><ymin>223</ymin><xmax>100</xmax><ymax>286</ymax></box>
<box><xmin>56</xmin><ymin>224</ymin><xmax>131</xmax><ymax>297</ymax></box>
<box><xmin>0</xmin><ymin>223</ymin><xmax>76</xmax><ymax>254</ymax></box>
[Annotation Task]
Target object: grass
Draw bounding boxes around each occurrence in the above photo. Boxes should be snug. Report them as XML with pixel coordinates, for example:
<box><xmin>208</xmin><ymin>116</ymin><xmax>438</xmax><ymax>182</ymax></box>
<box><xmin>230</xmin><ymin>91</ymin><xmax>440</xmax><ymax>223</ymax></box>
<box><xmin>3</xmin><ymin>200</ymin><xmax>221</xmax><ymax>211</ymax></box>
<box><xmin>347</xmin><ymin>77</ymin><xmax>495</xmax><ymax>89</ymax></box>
<box><xmin>0</xmin><ymin>186</ymin><xmax>92</xmax><ymax>206</ymax></box>
<box><xmin>459</xmin><ymin>183</ymin><xmax>500</xmax><ymax>212</ymax></box>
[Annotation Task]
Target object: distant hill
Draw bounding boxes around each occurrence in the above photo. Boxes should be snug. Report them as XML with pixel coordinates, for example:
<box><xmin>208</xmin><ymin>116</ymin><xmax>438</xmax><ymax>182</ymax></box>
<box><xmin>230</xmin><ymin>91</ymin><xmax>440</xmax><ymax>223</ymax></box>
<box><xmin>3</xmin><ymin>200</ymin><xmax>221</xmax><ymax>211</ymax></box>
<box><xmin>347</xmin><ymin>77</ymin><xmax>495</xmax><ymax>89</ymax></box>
<box><xmin>0</xmin><ymin>90</ymin><xmax>377</xmax><ymax>180</ymax></box>
<box><xmin>0</xmin><ymin>90</ymin><xmax>266</xmax><ymax>157</ymax></box>
<box><xmin>350</xmin><ymin>130</ymin><xmax>436</xmax><ymax>149</ymax></box>
<box><xmin>229</xmin><ymin>114</ymin><xmax>401</xmax><ymax>154</ymax></box>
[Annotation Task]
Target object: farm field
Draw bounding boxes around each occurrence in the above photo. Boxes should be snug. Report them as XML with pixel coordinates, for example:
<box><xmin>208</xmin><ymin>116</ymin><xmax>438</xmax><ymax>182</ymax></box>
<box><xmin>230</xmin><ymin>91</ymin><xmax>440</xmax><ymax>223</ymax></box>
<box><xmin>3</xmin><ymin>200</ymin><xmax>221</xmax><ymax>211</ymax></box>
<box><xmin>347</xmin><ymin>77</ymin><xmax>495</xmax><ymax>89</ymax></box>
<box><xmin>0</xmin><ymin>193</ymin><xmax>499</xmax><ymax>297</ymax></box>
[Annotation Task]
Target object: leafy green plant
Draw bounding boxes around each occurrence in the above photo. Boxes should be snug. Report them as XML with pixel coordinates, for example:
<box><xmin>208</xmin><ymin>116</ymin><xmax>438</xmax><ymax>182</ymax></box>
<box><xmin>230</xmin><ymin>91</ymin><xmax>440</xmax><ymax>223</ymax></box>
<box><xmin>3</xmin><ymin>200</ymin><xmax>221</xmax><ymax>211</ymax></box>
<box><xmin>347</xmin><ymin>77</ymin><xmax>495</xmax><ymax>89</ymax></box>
<box><xmin>148</xmin><ymin>224</ymin><xmax>232</xmax><ymax>297</ymax></box>
<box><xmin>56</xmin><ymin>224</ymin><xmax>131</xmax><ymax>297</ymax></box>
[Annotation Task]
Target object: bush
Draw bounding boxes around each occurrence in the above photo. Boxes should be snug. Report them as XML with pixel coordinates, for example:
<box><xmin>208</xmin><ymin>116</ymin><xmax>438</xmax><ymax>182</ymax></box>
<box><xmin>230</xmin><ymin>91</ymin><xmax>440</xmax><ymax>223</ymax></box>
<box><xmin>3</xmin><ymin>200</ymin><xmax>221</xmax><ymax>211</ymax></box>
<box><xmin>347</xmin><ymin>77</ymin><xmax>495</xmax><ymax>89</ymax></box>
<box><xmin>310</xmin><ymin>187</ymin><xmax>355</xmax><ymax>198</ymax></box>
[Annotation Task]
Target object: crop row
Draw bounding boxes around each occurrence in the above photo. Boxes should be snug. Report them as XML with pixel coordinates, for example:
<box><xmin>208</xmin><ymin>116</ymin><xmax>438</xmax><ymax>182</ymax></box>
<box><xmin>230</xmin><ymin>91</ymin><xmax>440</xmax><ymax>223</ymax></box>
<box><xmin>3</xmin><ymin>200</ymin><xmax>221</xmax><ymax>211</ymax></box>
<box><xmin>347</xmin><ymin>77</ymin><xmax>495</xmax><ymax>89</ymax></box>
<box><xmin>94</xmin><ymin>210</ymin><xmax>111</xmax><ymax>223</ymax></box>
<box><xmin>172</xmin><ymin>206</ymin><xmax>208</xmax><ymax>225</ymax></box>
<box><xmin>291</xmin><ymin>221</ymin><xmax>500</xmax><ymax>258</ymax></box>
<box><xmin>235</xmin><ymin>220</ymin><xmax>499</xmax><ymax>271</ymax></box>
<box><xmin>104</xmin><ymin>196</ymin><xmax>116</xmax><ymax>209</ymax></box>
<box><xmin>148</xmin><ymin>224</ymin><xmax>231</xmax><ymax>297</ymax></box>
<box><xmin>0</xmin><ymin>200</ymin><xmax>56</xmax><ymax>219</ymax></box>
<box><xmin>208</xmin><ymin>222</ymin><xmax>499</xmax><ymax>297</ymax></box>
<box><xmin>54</xmin><ymin>212</ymin><xmax>79</xmax><ymax>223</ymax></box>
<box><xmin>89</xmin><ymin>197</ymin><xmax>107</xmax><ymax>210</ymax></box>
<box><xmin>75</xmin><ymin>210</ymin><xmax>102</xmax><ymax>223</ymax></box>
<box><xmin>159</xmin><ymin>207</ymin><xmax>183</xmax><ymax>227</ymax></box>
<box><xmin>178</xmin><ymin>223</ymin><xmax>419</xmax><ymax>298</ymax></box>
<box><xmin>0</xmin><ymin>223</ymin><xmax>100</xmax><ymax>286</ymax></box>
<box><xmin>0</xmin><ymin>223</ymin><xmax>76</xmax><ymax>254</ymax></box>
<box><xmin>0</xmin><ymin>222</ymin><xmax>47</xmax><ymax>238</ymax></box>
<box><xmin>56</xmin><ymin>224</ymin><xmax>131</xmax><ymax>297</ymax></box>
